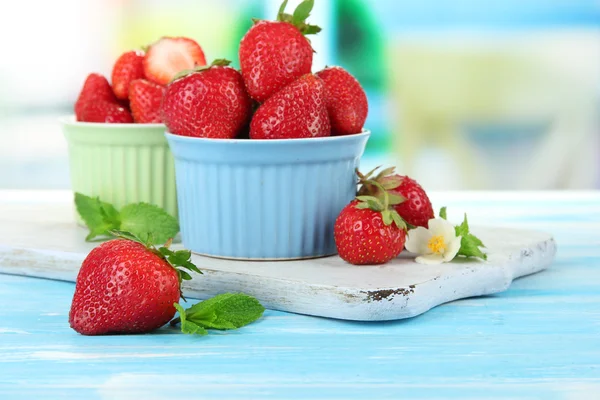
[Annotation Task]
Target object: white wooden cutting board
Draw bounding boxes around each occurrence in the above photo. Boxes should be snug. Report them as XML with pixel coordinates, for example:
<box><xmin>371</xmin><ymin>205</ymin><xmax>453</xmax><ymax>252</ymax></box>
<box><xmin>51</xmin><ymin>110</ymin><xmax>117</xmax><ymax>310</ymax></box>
<box><xmin>0</xmin><ymin>201</ymin><xmax>556</xmax><ymax>321</ymax></box>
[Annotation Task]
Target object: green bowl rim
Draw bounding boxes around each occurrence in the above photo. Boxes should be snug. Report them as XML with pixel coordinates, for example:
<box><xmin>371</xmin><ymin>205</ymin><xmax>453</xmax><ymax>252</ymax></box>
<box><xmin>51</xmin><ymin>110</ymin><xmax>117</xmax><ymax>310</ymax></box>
<box><xmin>59</xmin><ymin>115</ymin><xmax>165</xmax><ymax>129</ymax></box>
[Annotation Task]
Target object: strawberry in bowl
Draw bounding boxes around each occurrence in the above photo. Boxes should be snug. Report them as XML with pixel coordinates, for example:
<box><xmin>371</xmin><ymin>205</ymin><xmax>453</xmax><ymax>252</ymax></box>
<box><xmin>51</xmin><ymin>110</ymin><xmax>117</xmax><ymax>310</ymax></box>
<box><xmin>162</xmin><ymin>1</ymin><xmax>372</xmax><ymax>259</ymax></box>
<box><xmin>63</xmin><ymin>36</ymin><xmax>207</xmax><ymax>221</ymax></box>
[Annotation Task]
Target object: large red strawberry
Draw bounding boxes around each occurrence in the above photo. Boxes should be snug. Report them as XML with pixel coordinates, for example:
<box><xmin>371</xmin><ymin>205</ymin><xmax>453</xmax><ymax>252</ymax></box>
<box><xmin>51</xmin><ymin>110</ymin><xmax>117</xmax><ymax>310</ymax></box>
<box><xmin>162</xmin><ymin>60</ymin><xmax>252</xmax><ymax>138</ymax></box>
<box><xmin>316</xmin><ymin>66</ymin><xmax>368</xmax><ymax>136</ymax></box>
<box><xmin>74</xmin><ymin>73</ymin><xmax>118</xmax><ymax>120</ymax></box>
<box><xmin>239</xmin><ymin>0</ymin><xmax>320</xmax><ymax>102</ymax></box>
<box><xmin>78</xmin><ymin>101</ymin><xmax>133</xmax><ymax>123</ymax></box>
<box><xmin>358</xmin><ymin>167</ymin><xmax>434</xmax><ymax>228</ymax></box>
<box><xmin>250</xmin><ymin>74</ymin><xmax>330</xmax><ymax>139</ymax></box>
<box><xmin>144</xmin><ymin>37</ymin><xmax>206</xmax><ymax>85</ymax></box>
<box><xmin>69</xmin><ymin>235</ymin><xmax>200</xmax><ymax>335</ymax></box>
<box><xmin>334</xmin><ymin>195</ymin><xmax>407</xmax><ymax>265</ymax></box>
<box><xmin>129</xmin><ymin>79</ymin><xmax>165</xmax><ymax>123</ymax></box>
<box><xmin>111</xmin><ymin>50</ymin><xmax>146</xmax><ymax>100</ymax></box>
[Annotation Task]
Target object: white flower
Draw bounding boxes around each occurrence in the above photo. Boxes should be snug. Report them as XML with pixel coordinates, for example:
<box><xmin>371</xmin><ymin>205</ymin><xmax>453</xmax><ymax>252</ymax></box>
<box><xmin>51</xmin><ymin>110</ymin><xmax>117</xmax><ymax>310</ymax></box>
<box><xmin>405</xmin><ymin>218</ymin><xmax>462</xmax><ymax>265</ymax></box>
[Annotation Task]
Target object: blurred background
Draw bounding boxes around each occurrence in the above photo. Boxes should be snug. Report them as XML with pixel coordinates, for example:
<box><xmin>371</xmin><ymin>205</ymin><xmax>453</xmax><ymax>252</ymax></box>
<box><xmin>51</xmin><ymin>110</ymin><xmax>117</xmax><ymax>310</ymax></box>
<box><xmin>0</xmin><ymin>0</ymin><xmax>599</xmax><ymax>190</ymax></box>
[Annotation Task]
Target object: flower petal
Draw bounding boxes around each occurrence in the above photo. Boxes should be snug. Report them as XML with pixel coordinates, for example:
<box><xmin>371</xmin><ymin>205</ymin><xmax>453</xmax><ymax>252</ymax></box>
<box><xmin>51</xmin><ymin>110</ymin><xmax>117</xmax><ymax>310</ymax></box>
<box><xmin>405</xmin><ymin>227</ymin><xmax>432</xmax><ymax>255</ymax></box>
<box><xmin>415</xmin><ymin>254</ymin><xmax>446</xmax><ymax>265</ymax></box>
<box><xmin>428</xmin><ymin>218</ymin><xmax>457</xmax><ymax>242</ymax></box>
<box><xmin>443</xmin><ymin>235</ymin><xmax>462</xmax><ymax>262</ymax></box>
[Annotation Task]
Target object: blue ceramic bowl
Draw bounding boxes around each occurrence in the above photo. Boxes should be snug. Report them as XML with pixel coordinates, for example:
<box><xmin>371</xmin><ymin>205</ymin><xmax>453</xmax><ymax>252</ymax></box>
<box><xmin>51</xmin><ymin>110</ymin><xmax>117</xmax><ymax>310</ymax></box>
<box><xmin>166</xmin><ymin>131</ymin><xmax>370</xmax><ymax>260</ymax></box>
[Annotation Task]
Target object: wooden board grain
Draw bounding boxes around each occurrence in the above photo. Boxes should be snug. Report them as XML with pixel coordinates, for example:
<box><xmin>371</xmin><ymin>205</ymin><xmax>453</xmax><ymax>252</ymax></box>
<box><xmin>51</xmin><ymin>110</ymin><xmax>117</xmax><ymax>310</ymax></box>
<box><xmin>0</xmin><ymin>200</ymin><xmax>555</xmax><ymax>321</ymax></box>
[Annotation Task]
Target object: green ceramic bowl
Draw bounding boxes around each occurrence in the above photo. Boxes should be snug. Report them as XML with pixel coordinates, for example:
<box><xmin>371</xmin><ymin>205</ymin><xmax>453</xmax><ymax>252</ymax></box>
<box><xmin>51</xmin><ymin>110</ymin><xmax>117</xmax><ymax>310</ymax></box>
<box><xmin>61</xmin><ymin>117</ymin><xmax>177</xmax><ymax>222</ymax></box>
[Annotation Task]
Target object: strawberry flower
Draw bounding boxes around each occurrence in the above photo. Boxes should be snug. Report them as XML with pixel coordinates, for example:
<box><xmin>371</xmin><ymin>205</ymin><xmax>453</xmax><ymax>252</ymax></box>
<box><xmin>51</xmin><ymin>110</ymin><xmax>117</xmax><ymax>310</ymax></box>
<box><xmin>405</xmin><ymin>218</ymin><xmax>462</xmax><ymax>264</ymax></box>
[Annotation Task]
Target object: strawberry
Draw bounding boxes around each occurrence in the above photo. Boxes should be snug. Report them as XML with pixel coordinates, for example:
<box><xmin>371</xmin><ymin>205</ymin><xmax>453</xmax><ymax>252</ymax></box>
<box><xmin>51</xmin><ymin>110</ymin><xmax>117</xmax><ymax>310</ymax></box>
<box><xmin>111</xmin><ymin>50</ymin><xmax>146</xmax><ymax>100</ymax></box>
<box><xmin>334</xmin><ymin>193</ymin><xmax>407</xmax><ymax>265</ymax></box>
<box><xmin>74</xmin><ymin>73</ymin><xmax>119</xmax><ymax>120</ymax></box>
<box><xmin>239</xmin><ymin>0</ymin><xmax>321</xmax><ymax>102</ymax></box>
<box><xmin>316</xmin><ymin>66</ymin><xmax>368</xmax><ymax>136</ymax></box>
<box><xmin>250</xmin><ymin>74</ymin><xmax>330</xmax><ymax>139</ymax></box>
<box><xmin>162</xmin><ymin>59</ymin><xmax>252</xmax><ymax>138</ymax></box>
<box><xmin>129</xmin><ymin>79</ymin><xmax>165</xmax><ymax>123</ymax></box>
<box><xmin>143</xmin><ymin>37</ymin><xmax>206</xmax><ymax>85</ymax></box>
<box><xmin>78</xmin><ymin>101</ymin><xmax>133</xmax><ymax>123</ymax></box>
<box><xmin>358</xmin><ymin>167</ymin><xmax>434</xmax><ymax>228</ymax></box>
<box><xmin>69</xmin><ymin>233</ymin><xmax>200</xmax><ymax>335</ymax></box>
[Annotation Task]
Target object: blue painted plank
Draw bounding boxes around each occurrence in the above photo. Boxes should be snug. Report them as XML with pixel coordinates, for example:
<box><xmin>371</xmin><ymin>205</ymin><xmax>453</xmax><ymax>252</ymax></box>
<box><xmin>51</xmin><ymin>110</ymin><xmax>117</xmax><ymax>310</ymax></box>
<box><xmin>1</xmin><ymin>195</ymin><xmax>600</xmax><ymax>399</ymax></box>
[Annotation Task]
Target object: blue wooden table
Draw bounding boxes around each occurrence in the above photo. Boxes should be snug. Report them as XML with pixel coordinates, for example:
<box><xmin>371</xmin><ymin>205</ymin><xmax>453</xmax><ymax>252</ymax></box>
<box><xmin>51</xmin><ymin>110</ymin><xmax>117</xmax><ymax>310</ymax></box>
<box><xmin>1</xmin><ymin>192</ymin><xmax>599</xmax><ymax>399</ymax></box>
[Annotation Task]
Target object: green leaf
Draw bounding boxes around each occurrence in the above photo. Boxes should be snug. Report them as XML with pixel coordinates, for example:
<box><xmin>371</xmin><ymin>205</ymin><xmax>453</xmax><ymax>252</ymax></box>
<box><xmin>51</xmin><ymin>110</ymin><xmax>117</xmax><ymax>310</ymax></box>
<box><xmin>174</xmin><ymin>250</ymin><xmax>192</xmax><ymax>260</ymax></box>
<box><xmin>109</xmin><ymin>229</ymin><xmax>145</xmax><ymax>244</ymax></box>
<box><xmin>387</xmin><ymin>193</ymin><xmax>405</xmax><ymax>206</ymax></box>
<box><xmin>359</xmin><ymin>166</ymin><xmax>381</xmax><ymax>180</ymax></box>
<box><xmin>381</xmin><ymin>210</ymin><xmax>393</xmax><ymax>226</ymax></box>
<box><xmin>449</xmin><ymin>212</ymin><xmax>487</xmax><ymax>260</ymax></box>
<box><xmin>302</xmin><ymin>24</ymin><xmax>322</xmax><ymax>35</ymax></box>
<box><xmin>356</xmin><ymin>195</ymin><xmax>383</xmax><ymax>211</ymax></box>
<box><xmin>457</xmin><ymin>233</ymin><xmax>488</xmax><ymax>260</ymax></box>
<box><xmin>439</xmin><ymin>207</ymin><xmax>447</xmax><ymax>220</ymax></box>
<box><xmin>354</xmin><ymin>202</ymin><xmax>370</xmax><ymax>210</ymax></box>
<box><xmin>179</xmin><ymin>270</ymin><xmax>192</xmax><ymax>281</ymax></box>
<box><xmin>158</xmin><ymin>247</ymin><xmax>175</xmax><ymax>257</ymax></box>
<box><xmin>184</xmin><ymin>293</ymin><xmax>265</xmax><ymax>331</ymax></box>
<box><xmin>174</xmin><ymin>303</ymin><xmax>208</xmax><ymax>335</ymax></box>
<box><xmin>211</xmin><ymin>59</ymin><xmax>231</xmax><ymax>67</ymax></box>
<box><xmin>455</xmin><ymin>213</ymin><xmax>470</xmax><ymax>237</ymax></box>
<box><xmin>120</xmin><ymin>203</ymin><xmax>179</xmax><ymax>245</ymax></box>
<box><xmin>374</xmin><ymin>166</ymin><xmax>396</xmax><ymax>181</ymax></box>
<box><xmin>74</xmin><ymin>193</ymin><xmax>121</xmax><ymax>241</ymax></box>
<box><xmin>355</xmin><ymin>195</ymin><xmax>378</xmax><ymax>202</ymax></box>
<box><xmin>277</xmin><ymin>0</ymin><xmax>289</xmax><ymax>18</ymax></box>
<box><xmin>292</xmin><ymin>0</ymin><xmax>314</xmax><ymax>25</ymax></box>
<box><xmin>391</xmin><ymin>211</ymin><xmax>407</xmax><ymax>230</ymax></box>
<box><xmin>381</xmin><ymin>176</ymin><xmax>403</xmax><ymax>190</ymax></box>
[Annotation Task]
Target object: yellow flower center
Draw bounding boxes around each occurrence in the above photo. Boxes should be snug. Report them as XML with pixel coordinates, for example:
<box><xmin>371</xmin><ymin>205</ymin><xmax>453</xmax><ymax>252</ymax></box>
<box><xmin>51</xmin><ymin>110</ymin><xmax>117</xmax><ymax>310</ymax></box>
<box><xmin>428</xmin><ymin>235</ymin><xmax>447</xmax><ymax>255</ymax></box>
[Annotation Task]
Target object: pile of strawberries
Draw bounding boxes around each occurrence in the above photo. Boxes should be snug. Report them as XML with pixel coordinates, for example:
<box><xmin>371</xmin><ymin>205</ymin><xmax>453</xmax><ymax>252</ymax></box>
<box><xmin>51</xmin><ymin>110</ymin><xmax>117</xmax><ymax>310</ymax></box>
<box><xmin>74</xmin><ymin>0</ymin><xmax>368</xmax><ymax>140</ymax></box>
<box><xmin>335</xmin><ymin>167</ymin><xmax>435</xmax><ymax>266</ymax></box>
<box><xmin>75</xmin><ymin>37</ymin><xmax>206</xmax><ymax>124</ymax></box>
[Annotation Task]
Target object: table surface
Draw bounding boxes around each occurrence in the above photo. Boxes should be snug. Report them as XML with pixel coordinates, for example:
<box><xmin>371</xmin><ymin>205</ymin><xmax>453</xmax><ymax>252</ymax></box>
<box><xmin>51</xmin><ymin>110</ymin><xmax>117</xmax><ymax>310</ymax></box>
<box><xmin>0</xmin><ymin>190</ymin><xmax>599</xmax><ymax>400</ymax></box>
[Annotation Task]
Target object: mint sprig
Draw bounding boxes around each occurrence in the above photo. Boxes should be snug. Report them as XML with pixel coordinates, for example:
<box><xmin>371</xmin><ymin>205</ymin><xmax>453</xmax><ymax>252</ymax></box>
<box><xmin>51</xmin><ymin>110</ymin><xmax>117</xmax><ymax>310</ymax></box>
<box><xmin>171</xmin><ymin>293</ymin><xmax>265</xmax><ymax>335</ymax></box>
<box><xmin>75</xmin><ymin>193</ymin><xmax>179</xmax><ymax>245</ymax></box>
<box><xmin>74</xmin><ymin>193</ymin><xmax>121</xmax><ymax>241</ymax></box>
<box><xmin>439</xmin><ymin>207</ymin><xmax>487</xmax><ymax>261</ymax></box>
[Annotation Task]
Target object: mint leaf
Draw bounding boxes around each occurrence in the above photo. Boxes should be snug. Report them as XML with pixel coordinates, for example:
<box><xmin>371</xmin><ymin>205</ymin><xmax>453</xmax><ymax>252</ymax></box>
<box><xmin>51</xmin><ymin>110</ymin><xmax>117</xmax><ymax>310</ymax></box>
<box><xmin>439</xmin><ymin>207</ymin><xmax>447</xmax><ymax>220</ymax></box>
<box><xmin>184</xmin><ymin>293</ymin><xmax>265</xmax><ymax>330</ymax></box>
<box><xmin>74</xmin><ymin>193</ymin><xmax>121</xmax><ymax>241</ymax></box>
<box><xmin>120</xmin><ymin>203</ymin><xmax>179</xmax><ymax>245</ymax></box>
<box><xmin>174</xmin><ymin>303</ymin><xmax>207</xmax><ymax>335</ymax></box>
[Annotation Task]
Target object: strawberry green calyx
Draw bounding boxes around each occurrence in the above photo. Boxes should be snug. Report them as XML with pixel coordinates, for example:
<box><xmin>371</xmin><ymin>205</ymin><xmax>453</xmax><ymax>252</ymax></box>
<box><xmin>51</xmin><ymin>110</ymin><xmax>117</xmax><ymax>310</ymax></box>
<box><xmin>170</xmin><ymin>59</ymin><xmax>232</xmax><ymax>82</ymax></box>
<box><xmin>354</xmin><ymin>179</ymin><xmax>407</xmax><ymax>231</ymax></box>
<box><xmin>357</xmin><ymin>166</ymin><xmax>404</xmax><ymax>197</ymax></box>
<box><xmin>276</xmin><ymin>0</ymin><xmax>321</xmax><ymax>35</ymax></box>
<box><xmin>109</xmin><ymin>230</ymin><xmax>202</xmax><ymax>298</ymax></box>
